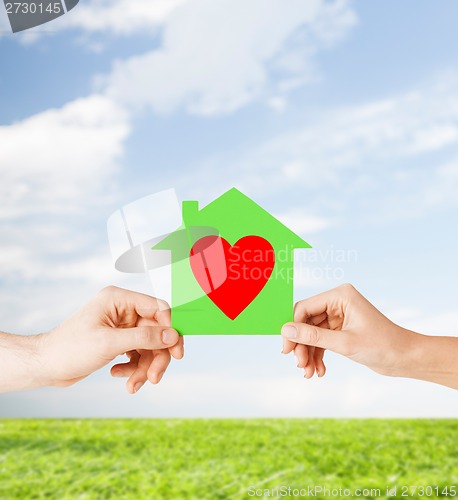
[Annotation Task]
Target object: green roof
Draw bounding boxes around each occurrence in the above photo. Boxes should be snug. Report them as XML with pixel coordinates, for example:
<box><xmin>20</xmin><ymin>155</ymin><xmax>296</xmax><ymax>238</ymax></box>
<box><xmin>154</xmin><ymin>187</ymin><xmax>311</xmax><ymax>251</ymax></box>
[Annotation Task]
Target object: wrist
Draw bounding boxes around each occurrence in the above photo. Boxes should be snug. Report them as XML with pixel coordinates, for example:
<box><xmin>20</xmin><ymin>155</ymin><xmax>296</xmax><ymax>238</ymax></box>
<box><xmin>403</xmin><ymin>333</ymin><xmax>458</xmax><ymax>389</ymax></box>
<box><xmin>390</xmin><ymin>328</ymin><xmax>427</xmax><ymax>379</ymax></box>
<box><xmin>373</xmin><ymin>326</ymin><xmax>425</xmax><ymax>379</ymax></box>
<box><xmin>34</xmin><ymin>328</ymin><xmax>83</xmax><ymax>388</ymax></box>
<box><xmin>0</xmin><ymin>332</ymin><xmax>51</xmax><ymax>392</ymax></box>
<box><xmin>387</xmin><ymin>329</ymin><xmax>454</xmax><ymax>385</ymax></box>
<box><xmin>33</xmin><ymin>332</ymin><xmax>57</xmax><ymax>388</ymax></box>
<box><xmin>20</xmin><ymin>333</ymin><xmax>54</xmax><ymax>389</ymax></box>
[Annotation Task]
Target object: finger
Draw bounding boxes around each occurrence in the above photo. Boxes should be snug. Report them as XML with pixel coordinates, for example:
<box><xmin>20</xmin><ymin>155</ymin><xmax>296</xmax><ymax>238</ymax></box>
<box><xmin>100</xmin><ymin>286</ymin><xmax>170</xmax><ymax>323</ymax></box>
<box><xmin>111</xmin><ymin>362</ymin><xmax>138</xmax><ymax>378</ymax></box>
<box><xmin>154</xmin><ymin>302</ymin><xmax>171</xmax><ymax>328</ymax></box>
<box><xmin>281</xmin><ymin>335</ymin><xmax>295</xmax><ymax>354</ymax></box>
<box><xmin>294</xmin><ymin>344</ymin><xmax>309</xmax><ymax>368</ymax></box>
<box><xmin>303</xmin><ymin>346</ymin><xmax>316</xmax><ymax>378</ymax></box>
<box><xmin>126</xmin><ymin>350</ymin><xmax>154</xmax><ymax>394</ymax></box>
<box><xmin>169</xmin><ymin>335</ymin><xmax>184</xmax><ymax>360</ymax></box>
<box><xmin>147</xmin><ymin>350</ymin><xmax>171</xmax><ymax>384</ymax></box>
<box><xmin>281</xmin><ymin>322</ymin><xmax>348</xmax><ymax>355</ymax></box>
<box><xmin>318</xmin><ymin>317</ymin><xmax>331</xmax><ymax>330</ymax></box>
<box><xmin>294</xmin><ymin>294</ymin><xmax>329</xmax><ymax>322</ymax></box>
<box><xmin>294</xmin><ymin>285</ymin><xmax>351</xmax><ymax>322</ymax></box>
<box><xmin>314</xmin><ymin>348</ymin><xmax>326</xmax><ymax>377</ymax></box>
<box><xmin>111</xmin><ymin>351</ymin><xmax>140</xmax><ymax>378</ymax></box>
<box><xmin>281</xmin><ymin>311</ymin><xmax>325</xmax><ymax>355</ymax></box>
<box><xmin>108</xmin><ymin>326</ymin><xmax>179</xmax><ymax>355</ymax></box>
<box><xmin>306</xmin><ymin>312</ymin><xmax>327</xmax><ymax>326</ymax></box>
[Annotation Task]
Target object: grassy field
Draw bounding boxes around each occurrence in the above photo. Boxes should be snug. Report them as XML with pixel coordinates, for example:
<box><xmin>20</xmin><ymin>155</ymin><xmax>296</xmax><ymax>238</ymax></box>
<box><xmin>0</xmin><ymin>419</ymin><xmax>456</xmax><ymax>499</ymax></box>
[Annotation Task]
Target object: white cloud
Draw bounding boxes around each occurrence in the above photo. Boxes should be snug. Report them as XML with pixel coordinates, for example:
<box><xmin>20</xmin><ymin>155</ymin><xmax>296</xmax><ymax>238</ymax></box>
<box><xmin>0</xmin><ymin>96</ymin><xmax>168</xmax><ymax>334</ymax></box>
<box><xmin>58</xmin><ymin>0</ymin><xmax>188</xmax><ymax>35</ymax></box>
<box><xmin>102</xmin><ymin>0</ymin><xmax>357</xmax><ymax>115</ymax></box>
<box><xmin>174</xmin><ymin>72</ymin><xmax>458</xmax><ymax>223</ymax></box>
<box><xmin>249</xmin><ymin>80</ymin><xmax>458</xmax><ymax>189</ymax></box>
<box><xmin>0</xmin><ymin>94</ymin><xmax>130</xmax><ymax>217</ymax></box>
<box><xmin>267</xmin><ymin>96</ymin><xmax>288</xmax><ymax>113</ymax></box>
<box><xmin>0</xmin><ymin>94</ymin><xmax>133</xmax><ymax>333</ymax></box>
<box><xmin>0</xmin><ymin>0</ymin><xmax>188</xmax><ymax>40</ymax></box>
<box><xmin>4</xmin><ymin>0</ymin><xmax>357</xmax><ymax>119</ymax></box>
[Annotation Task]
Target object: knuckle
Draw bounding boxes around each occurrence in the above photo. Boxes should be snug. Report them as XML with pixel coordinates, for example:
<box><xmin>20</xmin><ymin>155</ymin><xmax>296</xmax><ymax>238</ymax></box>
<box><xmin>305</xmin><ymin>325</ymin><xmax>321</xmax><ymax>345</ymax></box>
<box><xmin>293</xmin><ymin>300</ymin><xmax>304</xmax><ymax>313</ymax></box>
<box><xmin>293</xmin><ymin>300</ymin><xmax>307</xmax><ymax>321</ymax></box>
<box><xmin>339</xmin><ymin>283</ymin><xmax>356</xmax><ymax>295</ymax></box>
<box><xmin>156</xmin><ymin>298</ymin><xmax>171</xmax><ymax>311</ymax></box>
<box><xmin>135</xmin><ymin>326</ymin><xmax>152</xmax><ymax>346</ymax></box>
<box><xmin>99</xmin><ymin>285</ymin><xmax>118</xmax><ymax>296</ymax></box>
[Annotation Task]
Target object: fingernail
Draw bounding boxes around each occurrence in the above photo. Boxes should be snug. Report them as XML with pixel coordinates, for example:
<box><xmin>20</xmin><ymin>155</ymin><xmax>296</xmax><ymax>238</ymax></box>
<box><xmin>134</xmin><ymin>381</ymin><xmax>144</xmax><ymax>393</ymax></box>
<box><xmin>156</xmin><ymin>370</ymin><xmax>165</xmax><ymax>383</ymax></box>
<box><xmin>112</xmin><ymin>370</ymin><xmax>123</xmax><ymax>378</ymax></box>
<box><xmin>282</xmin><ymin>325</ymin><xmax>298</xmax><ymax>339</ymax></box>
<box><xmin>162</xmin><ymin>329</ymin><xmax>177</xmax><ymax>344</ymax></box>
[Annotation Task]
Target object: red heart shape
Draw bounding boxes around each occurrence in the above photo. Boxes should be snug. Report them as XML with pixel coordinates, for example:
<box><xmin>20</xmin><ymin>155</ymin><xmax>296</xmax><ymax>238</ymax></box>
<box><xmin>190</xmin><ymin>235</ymin><xmax>275</xmax><ymax>320</ymax></box>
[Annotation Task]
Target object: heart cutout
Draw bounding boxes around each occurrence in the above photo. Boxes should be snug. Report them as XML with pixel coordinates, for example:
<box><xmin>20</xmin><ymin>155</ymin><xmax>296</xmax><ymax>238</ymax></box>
<box><xmin>190</xmin><ymin>235</ymin><xmax>275</xmax><ymax>320</ymax></box>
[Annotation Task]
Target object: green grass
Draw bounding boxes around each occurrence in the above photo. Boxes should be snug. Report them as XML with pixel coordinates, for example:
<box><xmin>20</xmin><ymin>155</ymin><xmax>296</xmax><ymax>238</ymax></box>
<box><xmin>0</xmin><ymin>419</ymin><xmax>456</xmax><ymax>499</ymax></box>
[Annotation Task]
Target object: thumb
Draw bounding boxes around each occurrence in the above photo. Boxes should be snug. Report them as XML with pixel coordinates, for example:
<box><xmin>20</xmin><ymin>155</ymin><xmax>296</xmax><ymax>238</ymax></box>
<box><xmin>281</xmin><ymin>322</ymin><xmax>348</xmax><ymax>355</ymax></box>
<box><xmin>108</xmin><ymin>326</ymin><xmax>180</xmax><ymax>355</ymax></box>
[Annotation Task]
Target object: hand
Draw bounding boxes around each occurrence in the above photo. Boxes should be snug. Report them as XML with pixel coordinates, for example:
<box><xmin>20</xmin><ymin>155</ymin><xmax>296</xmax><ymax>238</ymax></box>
<box><xmin>37</xmin><ymin>286</ymin><xmax>183</xmax><ymax>393</ymax></box>
<box><xmin>281</xmin><ymin>284</ymin><xmax>423</xmax><ymax>380</ymax></box>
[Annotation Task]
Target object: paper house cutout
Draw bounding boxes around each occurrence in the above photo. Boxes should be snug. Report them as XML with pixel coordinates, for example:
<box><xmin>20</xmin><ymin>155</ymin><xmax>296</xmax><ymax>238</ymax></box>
<box><xmin>154</xmin><ymin>188</ymin><xmax>311</xmax><ymax>334</ymax></box>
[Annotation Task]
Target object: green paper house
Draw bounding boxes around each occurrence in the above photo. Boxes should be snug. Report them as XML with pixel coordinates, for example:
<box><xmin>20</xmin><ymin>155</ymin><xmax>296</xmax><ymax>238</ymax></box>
<box><xmin>154</xmin><ymin>188</ymin><xmax>311</xmax><ymax>335</ymax></box>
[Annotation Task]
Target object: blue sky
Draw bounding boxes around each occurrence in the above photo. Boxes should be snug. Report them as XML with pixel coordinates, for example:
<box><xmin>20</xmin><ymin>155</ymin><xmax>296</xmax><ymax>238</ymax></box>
<box><xmin>0</xmin><ymin>0</ymin><xmax>457</xmax><ymax>417</ymax></box>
